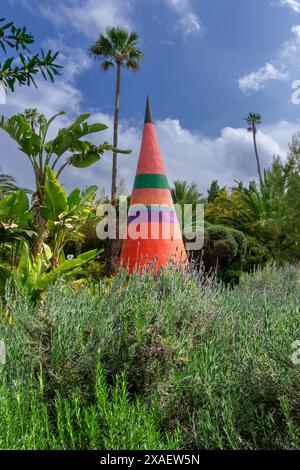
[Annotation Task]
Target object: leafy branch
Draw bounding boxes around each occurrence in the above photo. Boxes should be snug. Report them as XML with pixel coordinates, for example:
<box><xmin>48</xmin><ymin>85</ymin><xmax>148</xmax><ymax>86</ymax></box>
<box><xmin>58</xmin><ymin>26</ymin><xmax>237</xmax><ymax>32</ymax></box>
<box><xmin>0</xmin><ymin>18</ymin><xmax>62</xmax><ymax>92</ymax></box>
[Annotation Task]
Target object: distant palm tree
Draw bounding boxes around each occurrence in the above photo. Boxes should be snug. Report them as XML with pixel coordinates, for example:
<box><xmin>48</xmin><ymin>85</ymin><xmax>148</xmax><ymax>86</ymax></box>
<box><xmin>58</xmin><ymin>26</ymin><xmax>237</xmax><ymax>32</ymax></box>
<box><xmin>0</xmin><ymin>169</ymin><xmax>17</xmax><ymax>198</ymax></box>
<box><xmin>244</xmin><ymin>113</ymin><xmax>263</xmax><ymax>186</ymax></box>
<box><xmin>89</xmin><ymin>27</ymin><xmax>144</xmax><ymax>204</ymax></box>
<box><xmin>171</xmin><ymin>180</ymin><xmax>202</xmax><ymax>207</ymax></box>
<box><xmin>171</xmin><ymin>181</ymin><xmax>203</xmax><ymax>237</ymax></box>
<box><xmin>0</xmin><ymin>169</ymin><xmax>32</xmax><ymax>199</ymax></box>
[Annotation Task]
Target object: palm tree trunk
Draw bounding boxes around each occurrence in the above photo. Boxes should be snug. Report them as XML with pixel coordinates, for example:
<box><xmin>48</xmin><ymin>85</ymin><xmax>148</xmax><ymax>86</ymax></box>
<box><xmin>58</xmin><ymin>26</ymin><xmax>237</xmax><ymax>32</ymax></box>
<box><xmin>252</xmin><ymin>124</ymin><xmax>263</xmax><ymax>187</ymax></box>
<box><xmin>106</xmin><ymin>62</ymin><xmax>122</xmax><ymax>275</ymax></box>
<box><xmin>111</xmin><ymin>62</ymin><xmax>121</xmax><ymax>205</ymax></box>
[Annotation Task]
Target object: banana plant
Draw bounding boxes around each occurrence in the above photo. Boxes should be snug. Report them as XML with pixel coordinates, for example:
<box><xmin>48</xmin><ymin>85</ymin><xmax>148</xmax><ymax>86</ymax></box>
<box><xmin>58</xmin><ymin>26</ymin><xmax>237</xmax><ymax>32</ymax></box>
<box><xmin>0</xmin><ymin>190</ymin><xmax>35</xmax><ymax>266</ymax></box>
<box><xmin>0</xmin><ymin>241</ymin><xmax>101</xmax><ymax>299</ymax></box>
<box><xmin>0</xmin><ymin>110</ymin><xmax>131</xmax><ymax>204</ymax></box>
<box><xmin>0</xmin><ymin>168</ymin><xmax>101</xmax><ymax>264</ymax></box>
<box><xmin>0</xmin><ymin>182</ymin><xmax>102</xmax><ymax>297</ymax></box>
<box><xmin>39</xmin><ymin>166</ymin><xmax>100</xmax><ymax>266</ymax></box>
<box><xmin>0</xmin><ymin>189</ymin><xmax>32</xmax><ymax>228</ymax></box>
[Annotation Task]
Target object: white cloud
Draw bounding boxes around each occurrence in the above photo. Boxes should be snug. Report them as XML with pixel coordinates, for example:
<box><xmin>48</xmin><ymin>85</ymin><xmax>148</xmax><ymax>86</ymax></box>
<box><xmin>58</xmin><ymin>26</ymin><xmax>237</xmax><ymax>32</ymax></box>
<box><xmin>7</xmin><ymin>80</ymin><xmax>82</xmax><ymax>118</ymax></box>
<box><xmin>279</xmin><ymin>0</ymin><xmax>300</xmax><ymax>13</ymax></box>
<box><xmin>9</xmin><ymin>0</ymin><xmax>204</xmax><ymax>41</ymax></box>
<box><xmin>1</xmin><ymin>82</ymin><xmax>295</xmax><ymax>197</ymax></box>
<box><xmin>238</xmin><ymin>63</ymin><xmax>289</xmax><ymax>92</ymax></box>
<box><xmin>165</xmin><ymin>0</ymin><xmax>203</xmax><ymax>36</ymax></box>
<box><xmin>42</xmin><ymin>38</ymin><xmax>93</xmax><ymax>82</ymax></box>
<box><xmin>155</xmin><ymin>120</ymin><xmax>284</xmax><ymax>189</ymax></box>
<box><xmin>41</xmin><ymin>115</ymin><xmax>287</xmax><ymax>196</ymax></box>
<box><xmin>260</xmin><ymin>118</ymin><xmax>300</xmax><ymax>148</ymax></box>
<box><xmin>39</xmin><ymin>0</ymin><xmax>134</xmax><ymax>39</ymax></box>
<box><xmin>57</xmin><ymin>117</ymin><xmax>295</xmax><ymax>196</ymax></box>
<box><xmin>238</xmin><ymin>24</ymin><xmax>300</xmax><ymax>92</ymax></box>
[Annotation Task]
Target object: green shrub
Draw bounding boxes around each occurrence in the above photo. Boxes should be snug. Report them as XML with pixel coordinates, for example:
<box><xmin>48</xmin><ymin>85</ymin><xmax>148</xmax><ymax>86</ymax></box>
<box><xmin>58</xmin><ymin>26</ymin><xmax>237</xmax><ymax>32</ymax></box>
<box><xmin>0</xmin><ymin>368</ymin><xmax>179</xmax><ymax>450</ymax></box>
<box><xmin>83</xmin><ymin>260</ymin><xmax>105</xmax><ymax>281</ymax></box>
<box><xmin>243</xmin><ymin>235</ymin><xmax>270</xmax><ymax>271</ymax></box>
<box><xmin>189</xmin><ymin>224</ymin><xmax>247</xmax><ymax>283</ymax></box>
<box><xmin>188</xmin><ymin>224</ymin><xmax>272</xmax><ymax>283</ymax></box>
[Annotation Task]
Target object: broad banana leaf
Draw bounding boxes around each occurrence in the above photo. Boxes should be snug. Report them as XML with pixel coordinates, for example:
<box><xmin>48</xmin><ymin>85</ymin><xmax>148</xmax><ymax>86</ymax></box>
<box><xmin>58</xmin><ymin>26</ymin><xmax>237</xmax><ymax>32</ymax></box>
<box><xmin>40</xmin><ymin>166</ymin><xmax>68</xmax><ymax>221</ymax></box>
<box><xmin>24</xmin><ymin>254</ymin><xmax>43</xmax><ymax>295</ymax></box>
<box><xmin>0</xmin><ymin>190</ymin><xmax>31</xmax><ymax>227</ymax></box>
<box><xmin>67</xmin><ymin>186</ymin><xmax>97</xmax><ymax>216</ymax></box>
<box><xmin>0</xmin><ymin>114</ymin><xmax>42</xmax><ymax>157</ymax></box>
<box><xmin>38</xmin><ymin>249</ymin><xmax>101</xmax><ymax>287</ymax></box>
<box><xmin>46</xmin><ymin>114</ymin><xmax>108</xmax><ymax>157</ymax></box>
<box><xmin>68</xmin><ymin>151</ymin><xmax>100</xmax><ymax>168</ymax></box>
<box><xmin>67</xmin><ymin>188</ymin><xmax>81</xmax><ymax>209</ymax></box>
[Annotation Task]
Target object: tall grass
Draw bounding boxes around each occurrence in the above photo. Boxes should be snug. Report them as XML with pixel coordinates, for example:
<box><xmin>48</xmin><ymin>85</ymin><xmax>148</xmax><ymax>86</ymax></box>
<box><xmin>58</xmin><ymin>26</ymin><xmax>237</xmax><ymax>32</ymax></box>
<box><xmin>0</xmin><ymin>263</ymin><xmax>299</xmax><ymax>449</ymax></box>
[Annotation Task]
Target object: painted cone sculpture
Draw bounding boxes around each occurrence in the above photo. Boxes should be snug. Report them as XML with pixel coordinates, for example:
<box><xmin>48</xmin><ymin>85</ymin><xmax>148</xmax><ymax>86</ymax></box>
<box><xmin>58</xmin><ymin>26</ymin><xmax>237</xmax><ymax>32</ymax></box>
<box><xmin>120</xmin><ymin>97</ymin><xmax>188</xmax><ymax>273</ymax></box>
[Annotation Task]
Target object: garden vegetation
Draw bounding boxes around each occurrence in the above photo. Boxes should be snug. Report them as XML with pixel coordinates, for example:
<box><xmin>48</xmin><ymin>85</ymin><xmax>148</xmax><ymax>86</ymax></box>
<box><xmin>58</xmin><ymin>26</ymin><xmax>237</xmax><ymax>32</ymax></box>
<box><xmin>0</xmin><ymin>264</ymin><xmax>299</xmax><ymax>449</ymax></box>
<box><xmin>0</xmin><ymin>16</ymin><xmax>300</xmax><ymax>451</ymax></box>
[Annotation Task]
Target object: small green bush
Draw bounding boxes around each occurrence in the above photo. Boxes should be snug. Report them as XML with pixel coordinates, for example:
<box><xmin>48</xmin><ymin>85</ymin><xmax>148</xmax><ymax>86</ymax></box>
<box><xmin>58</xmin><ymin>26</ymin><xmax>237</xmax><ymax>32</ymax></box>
<box><xmin>83</xmin><ymin>260</ymin><xmax>105</xmax><ymax>281</ymax></box>
<box><xmin>189</xmin><ymin>224</ymin><xmax>248</xmax><ymax>283</ymax></box>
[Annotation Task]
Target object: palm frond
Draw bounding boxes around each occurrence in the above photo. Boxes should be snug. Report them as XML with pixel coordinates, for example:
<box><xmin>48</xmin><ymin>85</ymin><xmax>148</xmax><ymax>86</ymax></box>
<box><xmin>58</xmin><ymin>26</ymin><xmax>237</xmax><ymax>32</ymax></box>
<box><xmin>0</xmin><ymin>169</ymin><xmax>29</xmax><ymax>197</ymax></box>
<box><xmin>89</xmin><ymin>36</ymin><xmax>114</xmax><ymax>58</ymax></box>
<box><xmin>106</xmin><ymin>26</ymin><xmax>129</xmax><ymax>50</ymax></box>
<box><xmin>127</xmin><ymin>31</ymin><xmax>139</xmax><ymax>45</ymax></box>
<box><xmin>125</xmin><ymin>59</ymin><xmax>140</xmax><ymax>71</ymax></box>
<box><xmin>244</xmin><ymin>113</ymin><xmax>262</xmax><ymax>125</ymax></box>
<box><xmin>89</xmin><ymin>27</ymin><xmax>143</xmax><ymax>70</ymax></box>
<box><xmin>171</xmin><ymin>180</ymin><xmax>202</xmax><ymax>205</ymax></box>
<box><xmin>101</xmin><ymin>60</ymin><xmax>114</xmax><ymax>71</ymax></box>
<box><xmin>129</xmin><ymin>48</ymin><xmax>144</xmax><ymax>60</ymax></box>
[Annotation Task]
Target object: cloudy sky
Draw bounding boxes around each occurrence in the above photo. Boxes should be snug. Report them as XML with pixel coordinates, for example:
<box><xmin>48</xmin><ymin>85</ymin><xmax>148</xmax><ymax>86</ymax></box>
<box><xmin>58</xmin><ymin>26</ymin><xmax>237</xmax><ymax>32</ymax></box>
<box><xmin>2</xmin><ymin>0</ymin><xmax>300</xmax><ymax>196</ymax></box>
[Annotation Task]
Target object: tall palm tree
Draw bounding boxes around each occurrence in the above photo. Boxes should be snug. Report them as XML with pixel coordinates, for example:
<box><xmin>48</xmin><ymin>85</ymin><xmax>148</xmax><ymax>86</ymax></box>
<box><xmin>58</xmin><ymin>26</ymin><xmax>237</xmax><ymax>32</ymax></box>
<box><xmin>89</xmin><ymin>27</ymin><xmax>144</xmax><ymax>204</ymax></box>
<box><xmin>244</xmin><ymin>113</ymin><xmax>263</xmax><ymax>187</ymax></box>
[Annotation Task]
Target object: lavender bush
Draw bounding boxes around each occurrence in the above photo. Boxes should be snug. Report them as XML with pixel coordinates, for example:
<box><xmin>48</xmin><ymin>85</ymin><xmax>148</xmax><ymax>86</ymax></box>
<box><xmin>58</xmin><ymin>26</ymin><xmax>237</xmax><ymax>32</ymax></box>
<box><xmin>0</xmin><ymin>263</ymin><xmax>299</xmax><ymax>449</ymax></box>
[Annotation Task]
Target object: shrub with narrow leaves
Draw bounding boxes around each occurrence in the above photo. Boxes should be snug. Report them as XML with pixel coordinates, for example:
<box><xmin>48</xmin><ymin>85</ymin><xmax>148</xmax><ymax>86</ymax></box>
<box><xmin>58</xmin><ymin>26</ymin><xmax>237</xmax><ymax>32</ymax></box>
<box><xmin>0</xmin><ymin>264</ymin><xmax>299</xmax><ymax>449</ymax></box>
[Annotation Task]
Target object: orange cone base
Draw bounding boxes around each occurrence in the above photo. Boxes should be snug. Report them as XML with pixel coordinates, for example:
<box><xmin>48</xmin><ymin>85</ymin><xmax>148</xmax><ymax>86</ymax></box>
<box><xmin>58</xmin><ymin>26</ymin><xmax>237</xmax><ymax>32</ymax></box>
<box><xmin>120</xmin><ymin>238</ymin><xmax>188</xmax><ymax>274</ymax></box>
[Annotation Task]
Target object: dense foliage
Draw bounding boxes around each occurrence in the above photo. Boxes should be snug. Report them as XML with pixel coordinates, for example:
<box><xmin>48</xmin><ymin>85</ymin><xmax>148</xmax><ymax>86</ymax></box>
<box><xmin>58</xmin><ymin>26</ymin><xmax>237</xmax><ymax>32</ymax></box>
<box><xmin>205</xmin><ymin>151</ymin><xmax>300</xmax><ymax>267</ymax></box>
<box><xmin>0</xmin><ymin>107</ymin><xmax>132</xmax><ymax>294</ymax></box>
<box><xmin>0</xmin><ymin>264</ymin><xmax>299</xmax><ymax>449</ymax></box>
<box><xmin>0</xmin><ymin>16</ymin><xmax>300</xmax><ymax>453</ymax></box>
<box><xmin>0</xmin><ymin>171</ymin><xmax>101</xmax><ymax>298</ymax></box>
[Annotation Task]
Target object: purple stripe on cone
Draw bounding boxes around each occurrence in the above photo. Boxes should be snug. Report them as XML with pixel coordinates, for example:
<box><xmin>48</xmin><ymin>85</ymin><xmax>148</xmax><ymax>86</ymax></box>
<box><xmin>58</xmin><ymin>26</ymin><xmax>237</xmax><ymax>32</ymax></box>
<box><xmin>128</xmin><ymin>210</ymin><xmax>177</xmax><ymax>224</ymax></box>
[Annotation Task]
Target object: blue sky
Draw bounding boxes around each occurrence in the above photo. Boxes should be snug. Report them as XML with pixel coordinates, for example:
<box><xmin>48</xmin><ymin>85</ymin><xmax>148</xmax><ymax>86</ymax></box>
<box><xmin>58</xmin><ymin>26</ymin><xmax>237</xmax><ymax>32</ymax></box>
<box><xmin>2</xmin><ymin>0</ymin><xmax>300</xmax><ymax>195</ymax></box>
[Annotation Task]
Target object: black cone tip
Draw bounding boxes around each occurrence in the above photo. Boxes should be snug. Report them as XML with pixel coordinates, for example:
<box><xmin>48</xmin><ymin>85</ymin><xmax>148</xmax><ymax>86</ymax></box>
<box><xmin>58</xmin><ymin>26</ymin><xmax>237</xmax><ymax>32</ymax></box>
<box><xmin>144</xmin><ymin>95</ymin><xmax>153</xmax><ymax>124</ymax></box>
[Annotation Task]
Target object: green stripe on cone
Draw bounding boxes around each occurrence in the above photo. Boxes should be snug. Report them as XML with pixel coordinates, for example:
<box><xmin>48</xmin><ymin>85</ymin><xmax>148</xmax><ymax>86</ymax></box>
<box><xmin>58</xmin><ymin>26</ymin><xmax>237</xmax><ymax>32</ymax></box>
<box><xmin>133</xmin><ymin>174</ymin><xmax>169</xmax><ymax>190</ymax></box>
